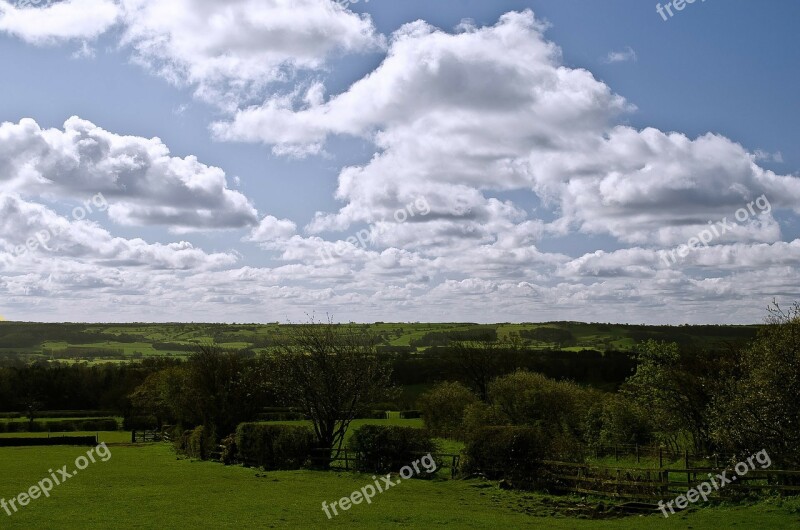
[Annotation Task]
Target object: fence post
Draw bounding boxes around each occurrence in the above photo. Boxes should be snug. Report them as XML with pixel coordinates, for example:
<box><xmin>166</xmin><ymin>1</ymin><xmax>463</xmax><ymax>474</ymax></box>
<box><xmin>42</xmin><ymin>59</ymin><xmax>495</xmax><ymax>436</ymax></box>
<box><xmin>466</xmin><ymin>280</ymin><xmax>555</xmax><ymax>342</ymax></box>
<box><xmin>131</xmin><ymin>430</ymin><xmax>136</xmax><ymax>443</ymax></box>
<box><xmin>684</xmin><ymin>450</ymin><xmax>689</xmax><ymax>470</ymax></box>
<box><xmin>636</xmin><ymin>444</ymin><xmax>639</xmax><ymax>464</ymax></box>
<box><xmin>659</xmin><ymin>447</ymin><xmax>663</xmax><ymax>468</ymax></box>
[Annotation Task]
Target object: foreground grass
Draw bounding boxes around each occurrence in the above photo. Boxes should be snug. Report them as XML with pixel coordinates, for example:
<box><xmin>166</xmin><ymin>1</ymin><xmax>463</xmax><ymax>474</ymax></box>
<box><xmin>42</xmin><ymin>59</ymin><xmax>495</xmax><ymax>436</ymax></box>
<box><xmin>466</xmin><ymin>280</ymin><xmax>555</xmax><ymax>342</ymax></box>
<box><xmin>0</xmin><ymin>444</ymin><xmax>798</xmax><ymax>529</ymax></box>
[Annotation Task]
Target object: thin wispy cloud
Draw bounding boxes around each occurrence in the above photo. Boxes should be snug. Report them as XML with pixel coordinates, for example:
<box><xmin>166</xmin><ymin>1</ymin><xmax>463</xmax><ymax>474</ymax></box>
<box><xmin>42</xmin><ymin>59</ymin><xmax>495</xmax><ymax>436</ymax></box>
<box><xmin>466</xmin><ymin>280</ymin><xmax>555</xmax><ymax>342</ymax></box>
<box><xmin>604</xmin><ymin>46</ymin><xmax>637</xmax><ymax>63</ymax></box>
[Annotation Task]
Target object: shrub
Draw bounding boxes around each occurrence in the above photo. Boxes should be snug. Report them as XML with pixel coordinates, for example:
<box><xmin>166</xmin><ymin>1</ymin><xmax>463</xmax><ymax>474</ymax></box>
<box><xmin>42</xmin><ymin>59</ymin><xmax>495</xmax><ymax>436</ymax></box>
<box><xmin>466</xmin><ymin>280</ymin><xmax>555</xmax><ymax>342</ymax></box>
<box><xmin>349</xmin><ymin>425</ymin><xmax>438</xmax><ymax>474</ymax></box>
<box><xmin>463</xmin><ymin>426</ymin><xmax>548</xmax><ymax>483</ymax></box>
<box><xmin>418</xmin><ymin>382</ymin><xmax>477</xmax><ymax>439</ymax></box>
<box><xmin>173</xmin><ymin>425</ymin><xmax>189</xmax><ymax>453</ymax></box>
<box><xmin>123</xmin><ymin>415</ymin><xmax>159</xmax><ymax>430</ymax></box>
<box><xmin>584</xmin><ymin>395</ymin><xmax>654</xmax><ymax>449</ymax></box>
<box><xmin>220</xmin><ymin>433</ymin><xmax>237</xmax><ymax>465</ymax></box>
<box><xmin>488</xmin><ymin>371</ymin><xmax>591</xmax><ymax>456</ymax></box>
<box><xmin>57</xmin><ymin>418</ymin><xmax>119</xmax><ymax>431</ymax></box>
<box><xmin>462</xmin><ymin>401</ymin><xmax>508</xmax><ymax>439</ymax></box>
<box><xmin>235</xmin><ymin>423</ymin><xmax>314</xmax><ymax>470</ymax></box>
<box><xmin>185</xmin><ymin>425</ymin><xmax>217</xmax><ymax>460</ymax></box>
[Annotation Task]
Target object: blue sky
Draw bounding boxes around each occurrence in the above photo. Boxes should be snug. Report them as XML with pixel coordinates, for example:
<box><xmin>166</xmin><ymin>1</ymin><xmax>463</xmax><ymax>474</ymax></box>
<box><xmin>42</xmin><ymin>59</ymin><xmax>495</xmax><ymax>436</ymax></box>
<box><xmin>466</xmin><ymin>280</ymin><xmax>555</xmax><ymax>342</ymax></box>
<box><xmin>0</xmin><ymin>0</ymin><xmax>798</xmax><ymax>324</ymax></box>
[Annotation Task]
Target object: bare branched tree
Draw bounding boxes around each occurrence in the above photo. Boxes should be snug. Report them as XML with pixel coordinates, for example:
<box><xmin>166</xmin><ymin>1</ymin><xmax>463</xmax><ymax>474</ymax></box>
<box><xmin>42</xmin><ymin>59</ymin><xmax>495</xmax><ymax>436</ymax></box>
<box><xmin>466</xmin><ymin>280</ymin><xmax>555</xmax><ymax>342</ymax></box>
<box><xmin>273</xmin><ymin>317</ymin><xmax>393</xmax><ymax>465</ymax></box>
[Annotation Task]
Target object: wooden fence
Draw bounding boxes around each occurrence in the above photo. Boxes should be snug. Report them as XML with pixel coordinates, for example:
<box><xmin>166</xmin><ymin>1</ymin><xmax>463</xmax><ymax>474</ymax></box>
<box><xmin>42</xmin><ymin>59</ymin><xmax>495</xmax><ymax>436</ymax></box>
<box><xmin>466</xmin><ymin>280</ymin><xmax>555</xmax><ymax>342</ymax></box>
<box><xmin>538</xmin><ymin>460</ymin><xmax>800</xmax><ymax>501</ymax></box>
<box><xmin>588</xmin><ymin>444</ymin><xmax>742</xmax><ymax>468</ymax></box>
<box><xmin>131</xmin><ymin>430</ymin><xmax>163</xmax><ymax>443</ymax></box>
<box><xmin>318</xmin><ymin>449</ymin><xmax>461</xmax><ymax>478</ymax></box>
<box><xmin>232</xmin><ymin>449</ymin><xmax>461</xmax><ymax>478</ymax></box>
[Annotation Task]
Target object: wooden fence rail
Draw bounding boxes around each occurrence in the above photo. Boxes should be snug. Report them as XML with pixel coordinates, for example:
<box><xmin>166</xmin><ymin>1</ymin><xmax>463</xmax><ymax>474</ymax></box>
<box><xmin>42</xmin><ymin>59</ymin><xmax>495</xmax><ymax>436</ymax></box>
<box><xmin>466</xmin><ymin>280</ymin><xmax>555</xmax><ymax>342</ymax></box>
<box><xmin>234</xmin><ymin>449</ymin><xmax>461</xmax><ymax>478</ymax></box>
<box><xmin>535</xmin><ymin>460</ymin><xmax>800</xmax><ymax>501</ymax></box>
<box><xmin>131</xmin><ymin>430</ymin><xmax>163</xmax><ymax>443</ymax></box>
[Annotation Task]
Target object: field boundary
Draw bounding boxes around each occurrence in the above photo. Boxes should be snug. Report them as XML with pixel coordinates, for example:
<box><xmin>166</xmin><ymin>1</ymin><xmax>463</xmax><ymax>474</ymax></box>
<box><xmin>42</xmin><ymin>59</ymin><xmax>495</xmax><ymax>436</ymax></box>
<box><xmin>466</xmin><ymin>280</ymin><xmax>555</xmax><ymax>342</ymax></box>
<box><xmin>0</xmin><ymin>435</ymin><xmax>99</xmax><ymax>447</ymax></box>
<box><xmin>536</xmin><ymin>460</ymin><xmax>800</xmax><ymax>501</ymax></box>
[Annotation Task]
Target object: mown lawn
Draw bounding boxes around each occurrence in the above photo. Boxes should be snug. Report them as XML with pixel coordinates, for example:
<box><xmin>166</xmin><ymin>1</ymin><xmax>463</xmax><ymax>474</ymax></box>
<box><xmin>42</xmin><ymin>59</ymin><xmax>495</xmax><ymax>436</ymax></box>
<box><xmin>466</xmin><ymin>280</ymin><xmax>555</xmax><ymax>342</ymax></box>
<box><xmin>0</xmin><ymin>444</ymin><xmax>798</xmax><ymax>529</ymax></box>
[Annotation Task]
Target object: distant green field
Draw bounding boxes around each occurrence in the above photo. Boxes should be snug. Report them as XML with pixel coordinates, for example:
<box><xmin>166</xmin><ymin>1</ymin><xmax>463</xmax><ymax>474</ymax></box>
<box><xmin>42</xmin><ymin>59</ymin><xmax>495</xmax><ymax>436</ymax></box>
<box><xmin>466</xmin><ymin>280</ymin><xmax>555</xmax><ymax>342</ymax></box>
<box><xmin>0</xmin><ymin>321</ymin><xmax>761</xmax><ymax>363</ymax></box>
<box><xmin>0</xmin><ymin>444</ymin><xmax>797</xmax><ymax>528</ymax></box>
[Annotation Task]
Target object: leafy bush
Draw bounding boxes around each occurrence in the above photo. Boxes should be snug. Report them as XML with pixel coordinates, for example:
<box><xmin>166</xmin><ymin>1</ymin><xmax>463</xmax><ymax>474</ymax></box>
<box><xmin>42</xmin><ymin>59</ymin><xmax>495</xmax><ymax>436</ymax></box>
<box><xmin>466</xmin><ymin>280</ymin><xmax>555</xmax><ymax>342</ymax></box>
<box><xmin>235</xmin><ymin>423</ymin><xmax>314</xmax><ymax>470</ymax></box>
<box><xmin>417</xmin><ymin>382</ymin><xmax>477</xmax><ymax>439</ymax></box>
<box><xmin>349</xmin><ymin>425</ymin><xmax>438</xmax><ymax>474</ymax></box>
<box><xmin>185</xmin><ymin>425</ymin><xmax>217</xmax><ymax>460</ymax></box>
<box><xmin>60</xmin><ymin>418</ymin><xmax>119</xmax><ymax>431</ymax></box>
<box><xmin>220</xmin><ymin>433</ymin><xmax>237</xmax><ymax>465</ymax></box>
<box><xmin>123</xmin><ymin>415</ymin><xmax>159</xmax><ymax>430</ymax></box>
<box><xmin>583</xmin><ymin>394</ymin><xmax>654</xmax><ymax>449</ymax></box>
<box><xmin>488</xmin><ymin>371</ymin><xmax>591</xmax><ymax>442</ymax></box>
<box><xmin>462</xmin><ymin>401</ymin><xmax>508</xmax><ymax>439</ymax></box>
<box><xmin>463</xmin><ymin>426</ymin><xmax>548</xmax><ymax>483</ymax></box>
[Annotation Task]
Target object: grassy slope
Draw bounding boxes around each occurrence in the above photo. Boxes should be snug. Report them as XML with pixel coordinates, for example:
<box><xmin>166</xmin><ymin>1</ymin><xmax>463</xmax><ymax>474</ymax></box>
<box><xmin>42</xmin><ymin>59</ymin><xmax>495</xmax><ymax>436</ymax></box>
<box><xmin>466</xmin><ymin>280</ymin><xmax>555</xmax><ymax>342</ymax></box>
<box><xmin>0</xmin><ymin>444</ymin><xmax>797</xmax><ymax>529</ymax></box>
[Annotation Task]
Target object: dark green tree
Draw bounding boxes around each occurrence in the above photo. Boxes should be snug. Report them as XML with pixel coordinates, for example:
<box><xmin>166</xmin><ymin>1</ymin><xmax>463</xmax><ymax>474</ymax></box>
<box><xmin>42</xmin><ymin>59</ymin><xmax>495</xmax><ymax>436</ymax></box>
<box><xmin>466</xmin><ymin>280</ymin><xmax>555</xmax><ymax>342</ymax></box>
<box><xmin>712</xmin><ymin>301</ymin><xmax>800</xmax><ymax>467</ymax></box>
<box><xmin>272</xmin><ymin>318</ymin><xmax>393</xmax><ymax>464</ymax></box>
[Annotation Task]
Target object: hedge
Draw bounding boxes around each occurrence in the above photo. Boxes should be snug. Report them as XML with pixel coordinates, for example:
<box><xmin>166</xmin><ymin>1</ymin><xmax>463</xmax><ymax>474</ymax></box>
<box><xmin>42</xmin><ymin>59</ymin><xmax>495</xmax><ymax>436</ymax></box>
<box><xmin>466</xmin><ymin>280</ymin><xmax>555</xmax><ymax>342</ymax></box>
<box><xmin>0</xmin><ymin>410</ymin><xmax>115</xmax><ymax>419</ymax></box>
<box><xmin>235</xmin><ymin>423</ymin><xmax>314</xmax><ymax>470</ymax></box>
<box><xmin>187</xmin><ymin>425</ymin><xmax>217</xmax><ymax>460</ymax></box>
<box><xmin>123</xmin><ymin>415</ymin><xmax>160</xmax><ymax>430</ymax></box>
<box><xmin>0</xmin><ymin>418</ymin><xmax>119</xmax><ymax>433</ymax></box>
<box><xmin>0</xmin><ymin>436</ymin><xmax>99</xmax><ymax>447</ymax></box>
<box><xmin>463</xmin><ymin>426</ymin><xmax>548</xmax><ymax>482</ymax></box>
<box><xmin>349</xmin><ymin>425</ymin><xmax>437</xmax><ymax>474</ymax></box>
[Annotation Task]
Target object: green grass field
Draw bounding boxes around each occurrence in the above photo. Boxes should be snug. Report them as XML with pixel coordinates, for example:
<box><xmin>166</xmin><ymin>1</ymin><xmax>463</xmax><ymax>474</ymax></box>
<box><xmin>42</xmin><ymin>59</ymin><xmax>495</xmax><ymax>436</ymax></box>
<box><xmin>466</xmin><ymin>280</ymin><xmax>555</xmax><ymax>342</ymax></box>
<box><xmin>0</xmin><ymin>321</ymin><xmax>762</xmax><ymax>363</ymax></box>
<box><xmin>0</xmin><ymin>443</ymin><xmax>797</xmax><ymax>529</ymax></box>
